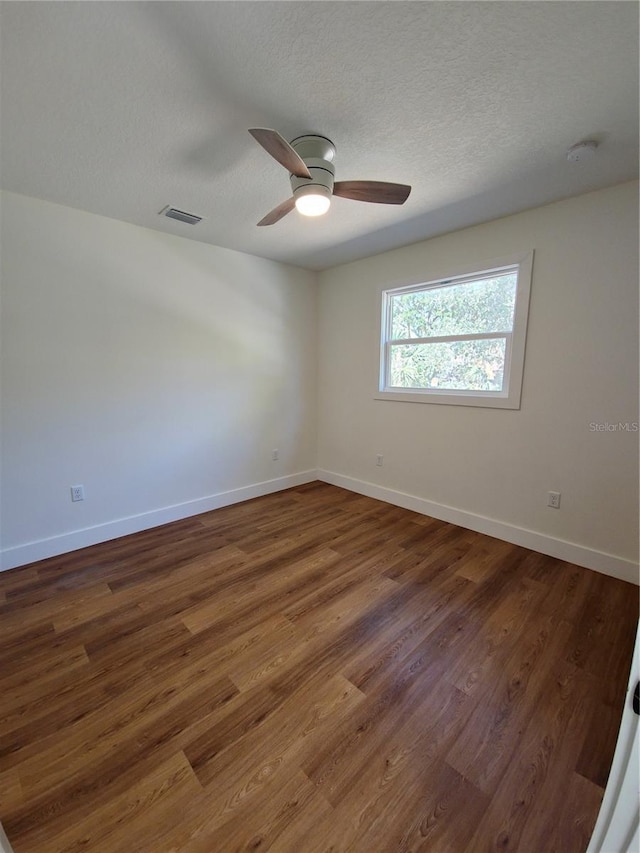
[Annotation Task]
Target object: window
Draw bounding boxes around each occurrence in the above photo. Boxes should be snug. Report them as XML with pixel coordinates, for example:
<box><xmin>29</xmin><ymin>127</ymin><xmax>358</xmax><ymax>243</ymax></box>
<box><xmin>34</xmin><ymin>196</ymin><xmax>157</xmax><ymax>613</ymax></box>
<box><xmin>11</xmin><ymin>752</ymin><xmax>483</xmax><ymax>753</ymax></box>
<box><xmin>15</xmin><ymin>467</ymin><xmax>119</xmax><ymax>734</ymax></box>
<box><xmin>377</xmin><ymin>253</ymin><xmax>533</xmax><ymax>409</ymax></box>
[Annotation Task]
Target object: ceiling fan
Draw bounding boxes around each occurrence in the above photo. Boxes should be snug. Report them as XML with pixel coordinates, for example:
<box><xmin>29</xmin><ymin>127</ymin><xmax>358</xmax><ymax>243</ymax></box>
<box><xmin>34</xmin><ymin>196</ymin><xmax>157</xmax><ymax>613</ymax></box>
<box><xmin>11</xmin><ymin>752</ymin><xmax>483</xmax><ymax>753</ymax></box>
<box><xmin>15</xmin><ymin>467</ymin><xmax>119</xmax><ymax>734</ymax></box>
<box><xmin>249</xmin><ymin>128</ymin><xmax>411</xmax><ymax>226</ymax></box>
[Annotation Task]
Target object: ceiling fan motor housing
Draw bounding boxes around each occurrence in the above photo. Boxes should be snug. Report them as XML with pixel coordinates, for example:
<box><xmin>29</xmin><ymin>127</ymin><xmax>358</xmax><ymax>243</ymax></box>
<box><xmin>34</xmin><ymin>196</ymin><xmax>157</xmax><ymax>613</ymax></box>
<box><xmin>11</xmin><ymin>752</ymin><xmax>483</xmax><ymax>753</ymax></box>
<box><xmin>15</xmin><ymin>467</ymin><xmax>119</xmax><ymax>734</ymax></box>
<box><xmin>289</xmin><ymin>135</ymin><xmax>336</xmax><ymax>202</ymax></box>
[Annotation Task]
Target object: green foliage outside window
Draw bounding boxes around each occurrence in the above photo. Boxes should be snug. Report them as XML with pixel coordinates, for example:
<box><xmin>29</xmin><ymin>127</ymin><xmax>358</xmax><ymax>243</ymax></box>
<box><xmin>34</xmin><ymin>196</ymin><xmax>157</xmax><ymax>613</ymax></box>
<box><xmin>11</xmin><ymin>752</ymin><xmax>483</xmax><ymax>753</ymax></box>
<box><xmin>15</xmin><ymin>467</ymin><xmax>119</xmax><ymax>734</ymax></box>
<box><xmin>388</xmin><ymin>274</ymin><xmax>516</xmax><ymax>392</ymax></box>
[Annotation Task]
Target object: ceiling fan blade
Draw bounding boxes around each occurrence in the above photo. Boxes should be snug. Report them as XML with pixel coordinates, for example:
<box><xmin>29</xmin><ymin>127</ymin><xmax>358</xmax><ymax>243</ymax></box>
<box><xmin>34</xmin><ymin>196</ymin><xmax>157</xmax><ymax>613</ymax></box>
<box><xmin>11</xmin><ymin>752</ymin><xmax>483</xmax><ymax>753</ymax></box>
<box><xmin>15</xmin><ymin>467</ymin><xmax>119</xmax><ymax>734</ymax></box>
<box><xmin>333</xmin><ymin>181</ymin><xmax>411</xmax><ymax>205</ymax></box>
<box><xmin>257</xmin><ymin>197</ymin><xmax>296</xmax><ymax>226</ymax></box>
<box><xmin>249</xmin><ymin>128</ymin><xmax>311</xmax><ymax>179</ymax></box>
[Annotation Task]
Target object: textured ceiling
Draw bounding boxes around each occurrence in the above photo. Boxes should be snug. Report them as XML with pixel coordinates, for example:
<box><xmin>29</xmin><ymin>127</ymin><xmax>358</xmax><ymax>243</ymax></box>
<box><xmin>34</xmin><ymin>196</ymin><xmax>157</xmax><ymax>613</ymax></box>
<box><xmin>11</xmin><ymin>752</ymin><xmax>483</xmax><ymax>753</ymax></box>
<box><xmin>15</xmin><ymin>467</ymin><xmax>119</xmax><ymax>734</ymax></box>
<box><xmin>1</xmin><ymin>1</ymin><xmax>638</xmax><ymax>270</ymax></box>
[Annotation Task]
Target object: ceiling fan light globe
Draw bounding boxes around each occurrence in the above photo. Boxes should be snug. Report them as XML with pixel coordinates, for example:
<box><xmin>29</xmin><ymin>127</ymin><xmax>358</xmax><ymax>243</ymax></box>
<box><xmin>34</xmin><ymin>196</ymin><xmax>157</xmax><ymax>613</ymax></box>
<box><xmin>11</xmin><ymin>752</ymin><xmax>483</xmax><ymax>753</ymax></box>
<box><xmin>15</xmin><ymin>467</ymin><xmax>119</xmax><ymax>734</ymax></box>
<box><xmin>296</xmin><ymin>195</ymin><xmax>330</xmax><ymax>216</ymax></box>
<box><xmin>294</xmin><ymin>186</ymin><xmax>331</xmax><ymax>217</ymax></box>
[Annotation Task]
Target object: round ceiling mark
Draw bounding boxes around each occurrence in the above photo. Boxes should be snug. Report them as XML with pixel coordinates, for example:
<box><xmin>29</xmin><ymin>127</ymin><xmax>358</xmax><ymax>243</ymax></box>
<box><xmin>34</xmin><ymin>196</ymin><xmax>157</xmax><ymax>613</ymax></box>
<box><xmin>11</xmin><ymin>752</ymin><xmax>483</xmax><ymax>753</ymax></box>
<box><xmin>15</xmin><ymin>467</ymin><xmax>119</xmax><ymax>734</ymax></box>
<box><xmin>566</xmin><ymin>141</ymin><xmax>599</xmax><ymax>163</ymax></box>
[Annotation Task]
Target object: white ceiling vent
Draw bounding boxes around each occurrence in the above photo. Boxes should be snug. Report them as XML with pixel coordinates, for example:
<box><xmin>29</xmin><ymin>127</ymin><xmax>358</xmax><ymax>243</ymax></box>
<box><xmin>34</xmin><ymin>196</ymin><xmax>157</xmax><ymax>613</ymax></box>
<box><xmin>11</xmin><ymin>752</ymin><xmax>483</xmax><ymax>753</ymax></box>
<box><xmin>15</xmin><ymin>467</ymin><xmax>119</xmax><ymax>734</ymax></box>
<box><xmin>160</xmin><ymin>206</ymin><xmax>202</xmax><ymax>225</ymax></box>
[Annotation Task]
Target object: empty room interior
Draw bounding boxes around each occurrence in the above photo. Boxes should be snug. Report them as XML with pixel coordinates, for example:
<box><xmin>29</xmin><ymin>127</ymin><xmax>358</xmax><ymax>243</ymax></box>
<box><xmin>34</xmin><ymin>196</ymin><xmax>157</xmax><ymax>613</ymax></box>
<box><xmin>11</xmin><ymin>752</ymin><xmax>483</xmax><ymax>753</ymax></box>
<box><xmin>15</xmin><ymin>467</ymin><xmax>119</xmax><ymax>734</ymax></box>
<box><xmin>0</xmin><ymin>2</ymin><xmax>639</xmax><ymax>852</ymax></box>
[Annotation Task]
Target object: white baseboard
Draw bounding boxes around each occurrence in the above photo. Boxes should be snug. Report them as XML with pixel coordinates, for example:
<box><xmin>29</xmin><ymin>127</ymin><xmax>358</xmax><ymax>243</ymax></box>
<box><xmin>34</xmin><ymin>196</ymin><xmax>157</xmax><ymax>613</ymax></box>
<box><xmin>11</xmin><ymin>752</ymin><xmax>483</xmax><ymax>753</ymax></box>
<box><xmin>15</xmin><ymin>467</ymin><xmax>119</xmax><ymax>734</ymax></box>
<box><xmin>318</xmin><ymin>470</ymin><xmax>640</xmax><ymax>586</ymax></box>
<box><xmin>0</xmin><ymin>823</ymin><xmax>14</xmax><ymax>853</ymax></box>
<box><xmin>0</xmin><ymin>470</ymin><xmax>318</xmax><ymax>572</ymax></box>
<box><xmin>4</xmin><ymin>469</ymin><xmax>638</xmax><ymax>586</ymax></box>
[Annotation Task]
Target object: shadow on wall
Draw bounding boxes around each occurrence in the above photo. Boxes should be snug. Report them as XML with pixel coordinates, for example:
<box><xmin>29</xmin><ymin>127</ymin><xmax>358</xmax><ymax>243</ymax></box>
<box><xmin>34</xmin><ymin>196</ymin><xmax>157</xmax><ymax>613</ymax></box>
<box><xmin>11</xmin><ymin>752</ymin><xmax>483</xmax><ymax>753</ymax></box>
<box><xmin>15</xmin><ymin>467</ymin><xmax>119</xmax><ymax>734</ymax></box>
<box><xmin>62</xmin><ymin>224</ymin><xmax>312</xmax><ymax>492</ymax></box>
<box><xmin>1</xmin><ymin>193</ymin><xmax>316</xmax><ymax>550</ymax></box>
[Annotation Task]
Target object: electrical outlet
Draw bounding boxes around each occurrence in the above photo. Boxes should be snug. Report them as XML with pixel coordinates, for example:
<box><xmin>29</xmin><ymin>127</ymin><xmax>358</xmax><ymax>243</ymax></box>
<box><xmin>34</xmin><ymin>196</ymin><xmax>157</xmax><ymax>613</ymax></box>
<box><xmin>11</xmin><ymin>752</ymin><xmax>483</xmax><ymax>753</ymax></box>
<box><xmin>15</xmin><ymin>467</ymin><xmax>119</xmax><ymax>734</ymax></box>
<box><xmin>376</xmin><ymin>454</ymin><xmax>383</xmax><ymax>467</ymax></box>
<box><xmin>272</xmin><ymin>449</ymin><xmax>279</xmax><ymax>461</ymax></box>
<box><xmin>547</xmin><ymin>491</ymin><xmax>561</xmax><ymax>509</ymax></box>
<box><xmin>71</xmin><ymin>485</ymin><xmax>85</xmax><ymax>502</ymax></box>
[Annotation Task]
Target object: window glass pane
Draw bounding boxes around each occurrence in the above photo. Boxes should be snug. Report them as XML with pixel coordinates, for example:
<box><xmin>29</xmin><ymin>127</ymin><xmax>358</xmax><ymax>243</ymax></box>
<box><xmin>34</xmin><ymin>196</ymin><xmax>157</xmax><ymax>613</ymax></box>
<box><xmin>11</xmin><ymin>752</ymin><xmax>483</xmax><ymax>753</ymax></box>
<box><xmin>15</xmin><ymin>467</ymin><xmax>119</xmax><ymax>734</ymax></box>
<box><xmin>390</xmin><ymin>274</ymin><xmax>517</xmax><ymax>340</ymax></box>
<box><xmin>389</xmin><ymin>338</ymin><xmax>507</xmax><ymax>391</ymax></box>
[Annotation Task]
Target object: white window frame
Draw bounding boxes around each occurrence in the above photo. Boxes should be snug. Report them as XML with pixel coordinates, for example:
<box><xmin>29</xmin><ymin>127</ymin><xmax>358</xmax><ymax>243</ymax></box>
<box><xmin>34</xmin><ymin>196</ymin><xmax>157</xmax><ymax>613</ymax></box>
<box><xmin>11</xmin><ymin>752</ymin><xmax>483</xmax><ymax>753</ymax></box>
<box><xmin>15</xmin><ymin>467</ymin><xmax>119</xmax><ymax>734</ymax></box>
<box><xmin>376</xmin><ymin>252</ymin><xmax>534</xmax><ymax>409</ymax></box>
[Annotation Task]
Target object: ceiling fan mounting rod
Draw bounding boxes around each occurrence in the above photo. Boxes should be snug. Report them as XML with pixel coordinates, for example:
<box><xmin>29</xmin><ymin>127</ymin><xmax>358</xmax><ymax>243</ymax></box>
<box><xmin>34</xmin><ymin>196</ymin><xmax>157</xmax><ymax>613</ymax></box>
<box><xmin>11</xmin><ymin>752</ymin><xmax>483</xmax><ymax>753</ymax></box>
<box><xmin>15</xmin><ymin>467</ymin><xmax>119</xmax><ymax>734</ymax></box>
<box><xmin>290</xmin><ymin>160</ymin><xmax>335</xmax><ymax>195</ymax></box>
<box><xmin>289</xmin><ymin>135</ymin><xmax>336</xmax><ymax>205</ymax></box>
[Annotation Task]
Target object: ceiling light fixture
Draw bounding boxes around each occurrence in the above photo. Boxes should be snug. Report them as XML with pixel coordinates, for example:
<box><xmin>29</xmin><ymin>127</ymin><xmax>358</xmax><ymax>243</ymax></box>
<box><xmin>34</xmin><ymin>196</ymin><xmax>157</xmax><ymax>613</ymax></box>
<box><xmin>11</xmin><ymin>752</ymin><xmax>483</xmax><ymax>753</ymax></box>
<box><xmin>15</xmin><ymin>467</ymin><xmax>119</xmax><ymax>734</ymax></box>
<box><xmin>294</xmin><ymin>185</ymin><xmax>331</xmax><ymax>217</ymax></box>
<box><xmin>566</xmin><ymin>140</ymin><xmax>598</xmax><ymax>163</ymax></box>
<box><xmin>249</xmin><ymin>130</ymin><xmax>410</xmax><ymax>226</ymax></box>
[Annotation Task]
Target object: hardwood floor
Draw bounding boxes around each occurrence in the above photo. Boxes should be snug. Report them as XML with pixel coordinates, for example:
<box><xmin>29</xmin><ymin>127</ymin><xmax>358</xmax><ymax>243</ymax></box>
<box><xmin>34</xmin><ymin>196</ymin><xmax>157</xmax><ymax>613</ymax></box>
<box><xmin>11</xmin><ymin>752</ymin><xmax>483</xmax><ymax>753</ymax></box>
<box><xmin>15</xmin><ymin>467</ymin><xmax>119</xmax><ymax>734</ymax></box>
<box><xmin>0</xmin><ymin>482</ymin><xmax>637</xmax><ymax>852</ymax></box>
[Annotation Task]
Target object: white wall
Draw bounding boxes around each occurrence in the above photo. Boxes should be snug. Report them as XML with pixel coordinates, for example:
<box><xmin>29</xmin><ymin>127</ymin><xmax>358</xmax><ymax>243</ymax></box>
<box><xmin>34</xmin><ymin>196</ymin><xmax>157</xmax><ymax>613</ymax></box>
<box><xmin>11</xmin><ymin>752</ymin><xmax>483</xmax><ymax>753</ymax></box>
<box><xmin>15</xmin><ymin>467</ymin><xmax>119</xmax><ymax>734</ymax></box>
<box><xmin>0</xmin><ymin>191</ymin><xmax>317</xmax><ymax>569</ymax></box>
<box><xmin>3</xmin><ymin>184</ymin><xmax>638</xmax><ymax>580</ymax></box>
<box><xmin>317</xmin><ymin>182</ymin><xmax>639</xmax><ymax>582</ymax></box>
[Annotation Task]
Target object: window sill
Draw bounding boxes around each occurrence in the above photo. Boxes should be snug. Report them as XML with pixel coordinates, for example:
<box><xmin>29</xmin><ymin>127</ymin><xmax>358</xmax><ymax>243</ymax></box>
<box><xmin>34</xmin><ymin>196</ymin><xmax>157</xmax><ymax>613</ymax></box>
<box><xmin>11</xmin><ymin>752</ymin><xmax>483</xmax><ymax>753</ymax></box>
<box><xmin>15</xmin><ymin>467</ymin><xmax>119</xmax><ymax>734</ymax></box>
<box><xmin>374</xmin><ymin>389</ymin><xmax>521</xmax><ymax>409</ymax></box>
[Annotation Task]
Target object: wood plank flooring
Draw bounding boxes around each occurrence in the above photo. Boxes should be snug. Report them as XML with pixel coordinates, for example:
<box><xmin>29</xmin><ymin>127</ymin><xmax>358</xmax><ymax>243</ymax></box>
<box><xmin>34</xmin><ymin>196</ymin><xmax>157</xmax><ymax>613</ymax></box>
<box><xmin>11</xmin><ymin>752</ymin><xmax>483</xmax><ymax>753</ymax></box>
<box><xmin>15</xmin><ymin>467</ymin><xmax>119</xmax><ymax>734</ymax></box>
<box><xmin>0</xmin><ymin>482</ymin><xmax>637</xmax><ymax>852</ymax></box>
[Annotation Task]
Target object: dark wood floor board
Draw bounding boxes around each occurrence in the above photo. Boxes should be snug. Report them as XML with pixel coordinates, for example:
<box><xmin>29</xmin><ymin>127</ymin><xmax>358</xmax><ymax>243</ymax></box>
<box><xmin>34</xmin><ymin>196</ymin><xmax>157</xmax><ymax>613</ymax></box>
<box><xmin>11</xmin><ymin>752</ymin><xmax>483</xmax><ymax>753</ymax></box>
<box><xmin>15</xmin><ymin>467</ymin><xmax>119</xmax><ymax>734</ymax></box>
<box><xmin>89</xmin><ymin>566</ymin><xmax>256</xmax><ymax>656</ymax></box>
<box><xmin>366</xmin><ymin>758</ymin><xmax>490</xmax><ymax>853</ymax></box>
<box><xmin>84</xmin><ymin>613</ymin><xmax>193</xmax><ymax>671</ymax></box>
<box><xmin>180</xmin><ymin>639</ymin><xmax>352</xmax><ymax>778</ymax></box>
<box><xmin>287</xmin><ymin>571</ymin><xmax>401</xmax><ymax>641</ymax></box>
<box><xmin>347</xmin><ymin>583</ymin><xmax>488</xmax><ymax>700</ymax></box>
<box><xmin>0</xmin><ymin>568</ymin><xmax>39</xmax><ymax>595</ymax></box>
<box><xmin>59</xmin><ymin>750</ymin><xmax>203</xmax><ymax>853</ymax></box>
<box><xmin>204</xmin><ymin>487</ymin><xmax>362</xmax><ymax>542</ymax></box>
<box><xmin>11</xmin><ymin>750</ymin><xmax>202</xmax><ymax>853</ymax></box>
<box><xmin>454</xmin><ymin>539</ymin><xmax>517</xmax><ymax>584</ymax></box>
<box><xmin>529</xmin><ymin>770</ymin><xmax>604</xmax><ymax>853</ymax></box>
<box><xmin>0</xmin><ymin>769</ymin><xmax>22</xmax><ymax>815</ymax></box>
<box><xmin>183</xmin><ymin>674</ymin><xmax>364</xmax><ymax>823</ymax></box>
<box><xmin>342</xmin><ymin>573</ymin><xmax>475</xmax><ymax>695</ymax></box>
<box><xmin>0</xmin><ymin>482</ymin><xmax>636</xmax><ymax>852</ymax></box>
<box><xmin>187</xmin><ymin>767</ymin><xmax>322</xmax><ymax>853</ymax></box>
<box><xmin>45</xmin><ymin>602</ymin><xmax>145</xmax><ymax>661</ymax></box>
<box><xmin>3</xmin><ymin>670</ymin><xmax>237</xmax><ymax>842</ymax></box>
<box><xmin>304</xmin><ymin>664</ymin><xmax>472</xmax><ymax>812</ymax></box>
<box><xmin>0</xmin><ymin>644</ymin><xmax>89</xmax><ymax>701</ymax></box>
<box><xmin>182</xmin><ymin>681</ymin><xmax>283</xmax><ymax>779</ymax></box>
<box><xmin>467</xmin><ymin>658</ymin><xmax>596</xmax><ymax>852</ymax></box>
<box><xmin>445</xmin><ymin>576</ymin><xmax>555</xmax><ymax>698</ymax></box>
<box><xmin>116</xmin><ymin>547</ymin><xmax>250</xmax><ymax>618</ymax></box>
<box><xmin>0</xmin><ymin>650</ymin><xmax>133</xmax><ymax>740</ymax></box>
<box><xmin>14</xmin><ymin>671</ymin><xmax>238</xmax><ymax>804</ymax></box>
<box><xmin>0</xmin><ymin>624</ymin><xmax>64</xmax><ymax>677</ymax></box>
<box><xmin>258</xmin><ymin>777</ymin><xmax>335</xmax><ymax>853</ymax></box>
<box><xmin>234</xmin><ymin>534</ymin><xmax>344</xmax><ymax>583</ymax></box>
<box><xmin>53</xmin><ymin>591</ymin><xmax>143</xmax><ymax>635</ymax></box>
<box><xmin>279</xmin><ymin>547</ymin><xmax>409</xmax><ymax>624</ymax></box>
<box><xmin>143</xmin><ymin>612</ymin><xmax>296</xmax><ymax>696</ymax></box>
<box><xmin>575</xmin><ymin>680</ymin><xmax>630</xmax><ymax>788</ymax></box>
<box><xmin>0</xmin><ymin>620</ymin><xmax>193</xmax><ymax>746</ymax></box>
<box><xmin>395</xmin><ymin>514</ymin><xmax>455</xmax><ymax>549</ymax></box>
<box><xmin>224</xmin><ymin>615</ymin><xmax>299</xmax><ymax>693</ymax></box>
<box><xmin>0</xmin><ymin>583</ymin><xmax>114</xmax><ymax>638</ymax></box>
<box><xmin>314</xmin><ymin>524</ymin><xmax>395</xmax><ymax>562</ymax></box>
<box><xmin>238</xmin><ymin>501</ymin><xmax>357</xmax><ymax>548</ymax></box>
<box><xmin>3</xmin><ymin>540</ymin><xmax>152</xmax><ymax>603</ymax></box>
<box><xmin>225</xmin><ymin>572</ymin><xmax>391</xmax><ymax>699</ymax></box>
<box><xmin>446</xmin><ymin>611</ymin><xmax>577</xmax><ymax>794</ymax></box>
<box><xmin>262</xmin><ymin>581</ymin><xmax>446</xmax><ymax>706</ymax></box>
<box><xmin>27</xmin><ymin>517</ymin><xmax>209</xmax><ymax>583</ymax></box>
<box><xmin>565</xmin><ymin>571</ymin><xmax>638</xmax><ymax>677</ymax></box>
<box><xmin>324</xmin><ymin>506</ymin><xmax>432</xmax><ymax>557</ymax></box>
<box><xmin>403</xmin><ymin>764</ymin><xmax>491</xmax><ymax>851</ymax></box>
<box><xmin>381</xmin><ymin>533</ymin><xmax>459</xmax><ymax>580</ymax></box>
<box><xmin>303</xmin><ymin>613</ymin><xmax>483</xmax><ymax>796</ymax></box>
<box><xmin>180</xmin><ymin>547</ymin><xmax>345</xmax><ymax>637</ymax></box>
<box><xmin>112</xmin><ymin>541</ymin><xmax>246</xmax><ymax>596</ymax></box>
<box><xmin>537</xmin><ymin>559</ymin><xmax>598</xmax><ymax>623</ymax></box>
<box><xmin>103</xmin><ymin>529</ymin><xmax>233</xmax><ymax>593</ymax></box>
<box><xmin>388</xmin><ymin>527</ymin><xmax>473</xmax><ymax>579</ymax></box>
<box><xmin>197</xmin><ymin>488</ymin><xmax>302</xmax><ymax>526</ymax></box>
